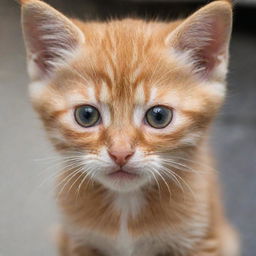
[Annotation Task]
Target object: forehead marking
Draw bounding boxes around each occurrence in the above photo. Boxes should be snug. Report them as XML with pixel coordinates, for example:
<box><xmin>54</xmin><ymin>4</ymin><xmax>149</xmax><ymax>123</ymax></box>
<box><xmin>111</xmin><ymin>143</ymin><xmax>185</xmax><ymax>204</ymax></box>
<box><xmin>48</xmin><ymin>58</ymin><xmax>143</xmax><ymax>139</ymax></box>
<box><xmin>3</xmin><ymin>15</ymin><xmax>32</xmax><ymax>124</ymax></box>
<box><xmin>99</xmin><ymin>81</ymin><xmax>110</xmax><ymax>103</ymax></box>
<box><xmin>130</xmin><ymin>65</ymin><xmax>143</xmax><ymax>84</ymax></box>
<box><xmin>87</xmin><ymin>86</ymin><xmax>97</xmax><ymax>103</ymax></box>
<box><xmin>134</xmin><ymin>82</ymin><xmax>145</xmax><ymax>104</ymax></box>
<box><xmin>105</xmin><ymin>61</ymin><xmax>115</xmax><ymax>85</ymax></box>
<box><xmin>66</xmin><ymin>93</ymin><xmax>88</xmax><ymax>108</ymax></box>
<box><xmin>133</xmin><ymin>106</ymin><xmax>145</xmax><ymax>127</ymax></box>
<box><xmin>148</xmin><ymin>87</ymin><xmax>158</xmax><ymax>105</ymax></box>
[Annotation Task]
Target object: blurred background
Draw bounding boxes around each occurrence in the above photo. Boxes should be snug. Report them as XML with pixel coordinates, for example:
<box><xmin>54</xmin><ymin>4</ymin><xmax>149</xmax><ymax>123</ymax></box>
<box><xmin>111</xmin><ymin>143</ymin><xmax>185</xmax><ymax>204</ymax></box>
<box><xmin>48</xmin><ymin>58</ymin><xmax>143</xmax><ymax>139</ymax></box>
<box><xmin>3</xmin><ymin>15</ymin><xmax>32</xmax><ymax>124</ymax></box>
<box><xmin>0</xmin><ymin>0</ymin><xmax>255</xmax><ymax>255</ymax></box>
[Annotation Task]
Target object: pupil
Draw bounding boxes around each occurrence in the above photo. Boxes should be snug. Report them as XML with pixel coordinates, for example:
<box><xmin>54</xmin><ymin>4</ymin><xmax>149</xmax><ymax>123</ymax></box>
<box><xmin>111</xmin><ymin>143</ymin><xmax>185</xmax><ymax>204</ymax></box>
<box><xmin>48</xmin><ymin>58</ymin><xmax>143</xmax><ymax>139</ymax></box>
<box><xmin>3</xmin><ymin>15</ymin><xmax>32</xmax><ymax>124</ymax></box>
<box><xmin>153</xmin><ymin>108</ymin><xmax>165</xmax><ymax>123</ymax></box>
<box><xmin>82</xmin><ymin>107</ymin><xmax>93</xmax><ymax>120</ymax></box>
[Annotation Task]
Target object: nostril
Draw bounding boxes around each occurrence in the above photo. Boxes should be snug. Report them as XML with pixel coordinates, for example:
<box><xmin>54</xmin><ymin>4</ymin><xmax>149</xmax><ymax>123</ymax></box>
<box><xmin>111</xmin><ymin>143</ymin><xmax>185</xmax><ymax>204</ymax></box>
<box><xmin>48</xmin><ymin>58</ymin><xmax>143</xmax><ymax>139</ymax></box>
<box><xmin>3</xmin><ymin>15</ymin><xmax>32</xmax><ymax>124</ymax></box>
<box><xmin>108</xmin><ymin>151</ymin><xmax>117</xmax><ymax>162</ymax></box>
<box><xmin>108</xmin><ymin>150</ymin><xmax>134</xmax><ymax>166</ymax></box>
<box><xmin>125</xmin><ymin>152</ymin><xmax>134</xmax><ymax>161</ymax></box>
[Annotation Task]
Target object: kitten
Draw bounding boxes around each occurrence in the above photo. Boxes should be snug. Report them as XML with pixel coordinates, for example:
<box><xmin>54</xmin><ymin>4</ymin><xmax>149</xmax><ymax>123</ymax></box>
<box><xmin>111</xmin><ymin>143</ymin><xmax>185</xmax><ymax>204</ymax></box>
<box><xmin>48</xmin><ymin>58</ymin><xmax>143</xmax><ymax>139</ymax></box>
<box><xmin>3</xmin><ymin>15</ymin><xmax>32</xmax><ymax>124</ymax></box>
<box><xmin>20</xmin><ymin>0</ymin><xmax>239</xmax><ymax>255</ymax></box>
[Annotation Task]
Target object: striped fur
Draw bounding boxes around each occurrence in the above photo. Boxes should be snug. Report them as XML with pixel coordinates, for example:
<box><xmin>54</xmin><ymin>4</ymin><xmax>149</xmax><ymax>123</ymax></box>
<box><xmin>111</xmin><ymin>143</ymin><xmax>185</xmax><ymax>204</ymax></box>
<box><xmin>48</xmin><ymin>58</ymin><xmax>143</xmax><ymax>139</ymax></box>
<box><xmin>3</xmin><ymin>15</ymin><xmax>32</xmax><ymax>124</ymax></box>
<box><xmin>21</xmin><ymin>1</ymin><xmax>239</xmax><ymax>255</ymax></box>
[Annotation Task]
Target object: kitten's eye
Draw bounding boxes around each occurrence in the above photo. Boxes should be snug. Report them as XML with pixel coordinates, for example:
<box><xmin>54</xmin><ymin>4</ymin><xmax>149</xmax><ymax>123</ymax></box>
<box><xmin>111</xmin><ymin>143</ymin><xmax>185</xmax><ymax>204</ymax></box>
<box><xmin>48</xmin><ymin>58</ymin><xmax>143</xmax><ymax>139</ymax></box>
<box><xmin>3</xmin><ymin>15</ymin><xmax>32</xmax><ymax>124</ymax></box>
<box><xmin>75</xmin><ymin>105</ymin><xmax>101</xmax><ymax>128</ymax></box>
<box><xmin>145</xmin><ymin>106</ymin><xmax>173</xmax><ymax>129</ymax></box>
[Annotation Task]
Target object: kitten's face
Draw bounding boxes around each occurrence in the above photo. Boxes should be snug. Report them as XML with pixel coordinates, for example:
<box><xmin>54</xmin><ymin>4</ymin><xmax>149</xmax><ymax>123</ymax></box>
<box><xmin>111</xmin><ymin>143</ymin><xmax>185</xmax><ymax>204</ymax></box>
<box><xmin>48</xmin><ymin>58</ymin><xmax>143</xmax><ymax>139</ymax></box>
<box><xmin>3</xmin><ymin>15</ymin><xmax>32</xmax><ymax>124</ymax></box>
<box><xmin>30</xmin><ymin>38</ymin><xmax>226</xmax><ymax>192</ymax></box>
<box><xmin>22</xmin><ymin>0</ymin><xmax>232</xmax><ymax>192</ymax></box>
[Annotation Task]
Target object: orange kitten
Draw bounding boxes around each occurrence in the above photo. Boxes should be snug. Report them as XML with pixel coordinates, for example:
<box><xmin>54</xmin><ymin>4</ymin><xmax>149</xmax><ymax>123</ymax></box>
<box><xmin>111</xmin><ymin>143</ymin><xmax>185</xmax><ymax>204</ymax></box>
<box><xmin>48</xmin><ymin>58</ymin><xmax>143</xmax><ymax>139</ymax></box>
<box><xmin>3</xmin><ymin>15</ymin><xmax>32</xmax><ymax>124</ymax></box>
<box><xmin>21</xmin><ymin>0</ymin><xmax>239</xmax><ymax>255</ymax></box>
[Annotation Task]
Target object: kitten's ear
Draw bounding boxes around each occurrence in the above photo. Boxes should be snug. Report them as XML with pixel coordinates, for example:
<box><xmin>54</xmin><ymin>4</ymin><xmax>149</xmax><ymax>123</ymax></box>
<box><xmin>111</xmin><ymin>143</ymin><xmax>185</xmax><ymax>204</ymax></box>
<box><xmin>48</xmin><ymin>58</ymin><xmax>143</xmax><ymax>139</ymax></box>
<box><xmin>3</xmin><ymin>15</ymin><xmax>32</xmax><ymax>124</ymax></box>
<box><xmin>21</xmin><ymin>0</ymin><xmax>84</xmax><ymax>81</ymax></box>
<box><xmin>166</xmin><ymin>1</ymin><xmax>232</xmax><ymax>80</ymax></box>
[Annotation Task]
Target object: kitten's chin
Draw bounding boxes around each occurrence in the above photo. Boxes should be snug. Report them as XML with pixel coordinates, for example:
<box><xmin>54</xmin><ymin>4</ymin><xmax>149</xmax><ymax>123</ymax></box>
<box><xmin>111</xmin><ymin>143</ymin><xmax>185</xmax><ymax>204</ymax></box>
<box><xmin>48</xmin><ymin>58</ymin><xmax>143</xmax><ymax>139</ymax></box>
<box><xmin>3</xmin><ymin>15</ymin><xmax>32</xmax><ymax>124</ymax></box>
<box><xmin>94</xmin><ymin>171</ymin><xmax>150</xmax><ymax>192</ymax></box>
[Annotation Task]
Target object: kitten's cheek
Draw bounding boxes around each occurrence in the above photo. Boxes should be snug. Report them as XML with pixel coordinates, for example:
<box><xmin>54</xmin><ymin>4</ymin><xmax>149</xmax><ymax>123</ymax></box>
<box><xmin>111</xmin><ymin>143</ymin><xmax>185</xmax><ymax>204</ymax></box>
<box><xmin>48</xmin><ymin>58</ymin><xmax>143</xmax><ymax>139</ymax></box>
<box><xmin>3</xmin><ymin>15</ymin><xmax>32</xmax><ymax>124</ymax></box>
<box><xmin>49</xmin><ymin>130</ymin><xmax>68</xmax><ymax>144</ymax></box>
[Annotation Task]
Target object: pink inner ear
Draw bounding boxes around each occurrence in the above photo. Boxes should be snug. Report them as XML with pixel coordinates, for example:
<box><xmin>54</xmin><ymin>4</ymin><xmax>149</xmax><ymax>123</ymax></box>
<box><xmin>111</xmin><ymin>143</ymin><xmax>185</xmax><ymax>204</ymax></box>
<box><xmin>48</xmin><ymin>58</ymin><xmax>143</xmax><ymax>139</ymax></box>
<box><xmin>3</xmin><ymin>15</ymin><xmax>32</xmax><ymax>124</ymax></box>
<box><xmin>23</xmin><ymin>6</ymin><xmax>82</xmax><ymax>77</ymax></box>
<box><xmin>173</xmin><ymin>13</ymin><xmax>230</xmax><ymax>78</ymax></box>
<box><xmin>194</xmin><ymin>18</ymin><xmax>228</xmax><ymax>76</ymax></box>
<box><xmin>27</xmin><ymin>24</ymin><xmax>54</xmax><ymax>74</ymax></box>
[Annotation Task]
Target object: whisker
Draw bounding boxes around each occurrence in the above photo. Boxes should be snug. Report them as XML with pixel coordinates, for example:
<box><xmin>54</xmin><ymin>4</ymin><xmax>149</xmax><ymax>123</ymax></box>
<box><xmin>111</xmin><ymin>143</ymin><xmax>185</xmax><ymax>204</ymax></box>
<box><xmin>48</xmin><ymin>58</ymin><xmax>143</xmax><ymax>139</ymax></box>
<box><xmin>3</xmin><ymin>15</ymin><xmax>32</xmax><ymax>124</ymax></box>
<box><xmin>150</xmin><ymin>167</ymin><xmax>172</xmax><ymax>201</ymax></box>
<box><xmin>154</xmin><ymin>151</ymin><xmax>216</xmax><ymax>173</ymax></box>
<box><xmin>148</xmin><ymin>169</ymin><xmax>162</xmax><ymax>201</ymax></box>
<box><xmin>76</xmin><ymin>169</ymin><xmax>94</xmax><ymax>199</ymax></box>
<box><xmin>161</xmin><ymin>160</ymin><xmax>205</xmax><ymax>175</ymax></box>
<box><xmin>161</xmin><ymin>166</ymin><xmax>197</xmax><ymax>202</ymax></box>
<box><xmin>67</xmin><ymin>169</ymin><xmax>87</xmax><ymax>194</ymax></box>
<box><xmin>56</xmin><ymin>168</ymin><xmax>83</xmax><ymax>197</ymax></box>
<box><xmin>160</xmin><ymin>167</ymin><xmax>184</xmax><ymax>193</ymax></box>
<box><xmin>169</xmin><ymin>156</ymin><xmax>217</xmax><ymax>172</ymax></box>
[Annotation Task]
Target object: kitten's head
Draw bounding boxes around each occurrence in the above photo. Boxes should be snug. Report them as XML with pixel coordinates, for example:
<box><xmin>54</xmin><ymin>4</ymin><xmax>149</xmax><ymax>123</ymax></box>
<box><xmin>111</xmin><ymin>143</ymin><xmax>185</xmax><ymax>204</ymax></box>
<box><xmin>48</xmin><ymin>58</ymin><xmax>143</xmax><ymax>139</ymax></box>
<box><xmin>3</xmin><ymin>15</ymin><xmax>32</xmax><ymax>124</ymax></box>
<box><xmin>21</xmin><ymin>0</ymin><xmax>232</xmax><ymax>192</ymax></box>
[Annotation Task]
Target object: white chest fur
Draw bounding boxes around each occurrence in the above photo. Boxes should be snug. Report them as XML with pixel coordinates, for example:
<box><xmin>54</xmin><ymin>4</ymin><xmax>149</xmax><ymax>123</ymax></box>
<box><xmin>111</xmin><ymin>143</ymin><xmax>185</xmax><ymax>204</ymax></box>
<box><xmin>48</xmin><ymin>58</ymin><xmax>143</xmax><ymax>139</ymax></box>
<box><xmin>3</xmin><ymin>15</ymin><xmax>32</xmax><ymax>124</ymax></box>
<box><xmin>112</xmin><ymin>191</ymin><xmax>145</xmax><ymax>256</ymax></box>
<box><xmin>65</xmin><ymin>191</ymin><xmax>155</xmax><ymax>256</ymax></box>
<box><xmin>99</xmin><ymin>192</ymin><xmax>169</xmax><ymax>256</ymax></box>
<box><xmin>65</xmin><ymin>190</ymin><xmax>208</xmax><ymax>256</ymax></box>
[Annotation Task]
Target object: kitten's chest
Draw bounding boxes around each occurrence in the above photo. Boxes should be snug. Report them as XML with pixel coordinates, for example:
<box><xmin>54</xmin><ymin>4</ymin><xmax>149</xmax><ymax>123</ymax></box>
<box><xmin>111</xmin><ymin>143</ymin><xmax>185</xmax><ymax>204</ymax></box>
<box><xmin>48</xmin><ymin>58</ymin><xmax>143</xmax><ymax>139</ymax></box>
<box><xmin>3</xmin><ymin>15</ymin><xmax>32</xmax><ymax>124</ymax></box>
<box><xmin>67</xmin><ymin>193</ymin><xmax>173</xmax><ymax>256</ymax></box>
<box><xmin>111</xmin><ymin>226</ymin><xmax>163</xmax><ymax>256</ymax></box>
<box><xmin>72</xmin><ymin>221</ymin><xmax>168</xmax><ymax>256</ymax></box>
<box><xmin>111</xmin><ymin>211</ymin><xmax>166</xmax><ymax>256</ymax></box>
<box><xmin>115</xmin><ymin>213</ymin><xmax>134</xmax><ymax>256</ymax></box>
<box><xmin>65</xmin><ymin>192</ymin><xmax>167</xmax><ymax>256</ymax></box>
<box><xmin>63</xmin><ymin>190</ymin><xmax>208</xmax><ymax>256</ymax></box>
<box><xmin>107</xmin><ymin>192</ymin><xmax>155</xmax><ymax>256</ymax></box>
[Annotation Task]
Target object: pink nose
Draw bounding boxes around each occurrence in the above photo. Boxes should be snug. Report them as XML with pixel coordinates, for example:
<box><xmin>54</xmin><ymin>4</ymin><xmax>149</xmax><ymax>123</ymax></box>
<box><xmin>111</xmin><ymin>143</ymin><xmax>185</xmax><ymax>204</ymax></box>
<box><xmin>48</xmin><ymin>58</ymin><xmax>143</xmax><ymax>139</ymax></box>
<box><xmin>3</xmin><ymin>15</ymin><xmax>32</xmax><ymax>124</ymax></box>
<box><xmin>108</xmin><ymin>150</ymin><xmax>134</xmax><ymax>166</ymax></box>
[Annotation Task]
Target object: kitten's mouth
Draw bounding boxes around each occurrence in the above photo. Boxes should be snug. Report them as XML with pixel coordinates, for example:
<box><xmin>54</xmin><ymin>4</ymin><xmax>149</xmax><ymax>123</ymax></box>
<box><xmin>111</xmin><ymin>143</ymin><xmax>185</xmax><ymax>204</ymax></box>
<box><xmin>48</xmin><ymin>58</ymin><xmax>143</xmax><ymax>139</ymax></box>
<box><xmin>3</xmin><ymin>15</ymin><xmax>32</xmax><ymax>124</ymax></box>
<box><xmin>108</xmin><ymin>169</ymin><xmax>138</xmax><ymax>179</ymax></box>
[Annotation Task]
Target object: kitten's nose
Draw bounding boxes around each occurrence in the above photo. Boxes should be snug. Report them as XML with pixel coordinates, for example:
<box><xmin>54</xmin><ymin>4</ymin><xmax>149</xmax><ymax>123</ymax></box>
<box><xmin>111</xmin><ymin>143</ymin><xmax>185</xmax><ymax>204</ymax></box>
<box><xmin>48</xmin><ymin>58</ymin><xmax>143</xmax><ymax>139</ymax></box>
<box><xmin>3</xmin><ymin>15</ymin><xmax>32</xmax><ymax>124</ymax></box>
<box><xmin>108</xmin><ymin>150</ymin><xmax>134</xmax><ymax>166</ymax></box>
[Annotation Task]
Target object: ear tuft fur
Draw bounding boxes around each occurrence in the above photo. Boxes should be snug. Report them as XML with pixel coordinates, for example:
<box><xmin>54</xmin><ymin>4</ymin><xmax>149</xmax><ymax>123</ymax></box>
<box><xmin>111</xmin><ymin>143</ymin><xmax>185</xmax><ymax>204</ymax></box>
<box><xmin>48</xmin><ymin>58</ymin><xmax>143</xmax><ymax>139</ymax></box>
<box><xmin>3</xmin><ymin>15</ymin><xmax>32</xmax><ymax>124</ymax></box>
<box><xmin>221</xmin><ymin>0</ymin><xmax>233</xmax><ymax>5</ymax></box>
<box><xmin>21</xmin><ymin>0</ymin><xmax>84</xmax><ymax>80</ymax></box>
<box><xmin>19</xmin><ymin>0</ymin><xmax>38</xmax><ymax>5</ymax></box>
<box><xmin>166</xmin><ymin>1</ymin><xmax>232</xmax><ymax>80</ymax></box>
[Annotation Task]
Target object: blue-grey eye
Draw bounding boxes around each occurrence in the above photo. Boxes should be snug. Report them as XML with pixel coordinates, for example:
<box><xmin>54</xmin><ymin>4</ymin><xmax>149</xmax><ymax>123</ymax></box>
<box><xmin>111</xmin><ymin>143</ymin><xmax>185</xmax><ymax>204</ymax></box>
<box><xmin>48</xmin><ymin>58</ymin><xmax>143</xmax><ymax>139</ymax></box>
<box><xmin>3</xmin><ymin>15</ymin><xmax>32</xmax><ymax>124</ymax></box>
<box><xmin>75</xmin><ymin>105</ymin><xmax>100</xmax><ymax>128</ymax></box>
<box><xmin>145</xmin><ymin>105</ymin><xmax>173</xmax><ymax>129</ymax></box>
